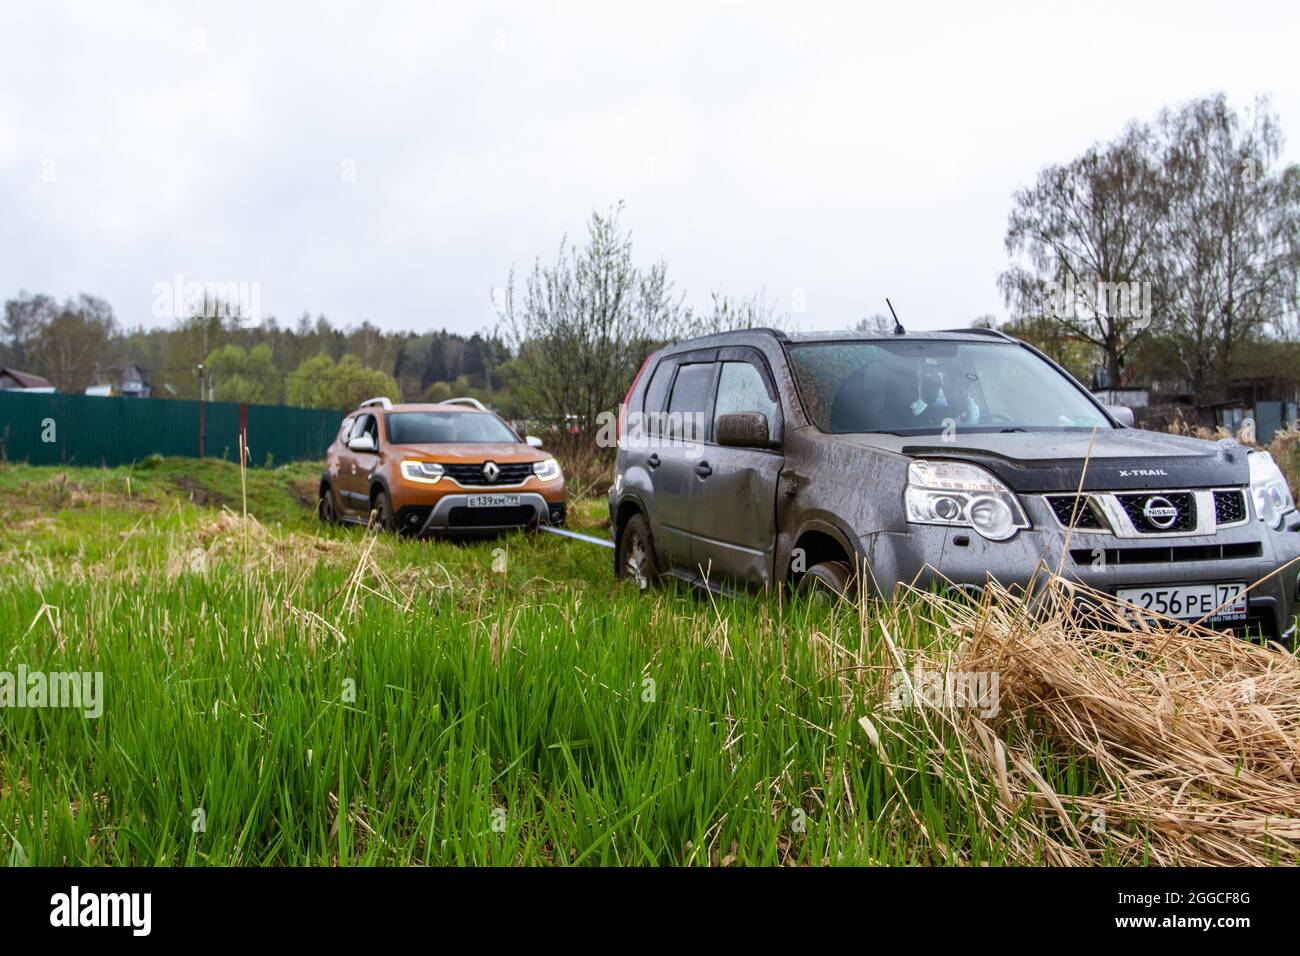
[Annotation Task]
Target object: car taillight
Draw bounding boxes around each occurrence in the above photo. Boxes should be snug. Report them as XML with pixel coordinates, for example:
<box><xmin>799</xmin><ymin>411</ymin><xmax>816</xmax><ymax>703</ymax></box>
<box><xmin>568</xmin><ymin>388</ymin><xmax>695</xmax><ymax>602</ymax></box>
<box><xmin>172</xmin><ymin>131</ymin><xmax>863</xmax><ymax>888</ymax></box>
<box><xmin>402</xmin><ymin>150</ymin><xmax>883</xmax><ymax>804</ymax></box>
<box><xmin>617</xmin><ymin>354</ymin><xmax>653</xmax><ymax>441</ymax></box>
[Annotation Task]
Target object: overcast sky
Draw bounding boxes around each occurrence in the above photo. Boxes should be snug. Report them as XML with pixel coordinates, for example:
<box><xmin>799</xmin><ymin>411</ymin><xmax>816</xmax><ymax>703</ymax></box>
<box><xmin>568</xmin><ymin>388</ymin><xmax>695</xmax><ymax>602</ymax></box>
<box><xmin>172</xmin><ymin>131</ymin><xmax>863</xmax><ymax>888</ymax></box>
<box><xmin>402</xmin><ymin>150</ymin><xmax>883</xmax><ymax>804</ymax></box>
<box><xmin>1</xmin><ymin>0</ymin><xmax>1297</xmax><ymax>337</ymax></box>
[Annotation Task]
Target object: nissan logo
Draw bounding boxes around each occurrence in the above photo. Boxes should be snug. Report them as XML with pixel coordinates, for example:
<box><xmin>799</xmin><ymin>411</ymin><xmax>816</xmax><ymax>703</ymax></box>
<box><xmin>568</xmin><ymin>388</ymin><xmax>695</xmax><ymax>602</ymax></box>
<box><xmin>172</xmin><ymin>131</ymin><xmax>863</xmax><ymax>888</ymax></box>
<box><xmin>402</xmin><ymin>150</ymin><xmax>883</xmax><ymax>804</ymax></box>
<box><xmin>482</xmin><ymin>461</ymin><xmax>500</xmax><ymax>482</ymax></box>
<box><xmin>1142</xmin><ymin>496</ymin><xmax>1179</xmax><ymax>529</ymax></box>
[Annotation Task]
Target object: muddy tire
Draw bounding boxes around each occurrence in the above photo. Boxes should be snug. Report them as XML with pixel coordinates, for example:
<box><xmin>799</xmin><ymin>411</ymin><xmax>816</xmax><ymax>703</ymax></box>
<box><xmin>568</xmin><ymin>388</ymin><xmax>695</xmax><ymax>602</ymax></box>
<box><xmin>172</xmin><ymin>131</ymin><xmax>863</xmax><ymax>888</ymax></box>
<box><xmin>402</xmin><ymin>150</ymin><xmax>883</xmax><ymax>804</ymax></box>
<box><xmin>617</xmin><ymin>513</ymin><xmax>660</xmax><ymax>591</ymax></box>
<box><xmin>318</xmin><ymin>484</ymin><xmax>339</xmax><ymax>524</ymax></box>
<box><xmin>798</xmin><ymin>560</ymin><xmax>855</xmax><ymax>602</ymax></box>
<box><xmin>371</xmin><ymin>490</ymin><xmax>395</xmax><ymax>533</ymax></box>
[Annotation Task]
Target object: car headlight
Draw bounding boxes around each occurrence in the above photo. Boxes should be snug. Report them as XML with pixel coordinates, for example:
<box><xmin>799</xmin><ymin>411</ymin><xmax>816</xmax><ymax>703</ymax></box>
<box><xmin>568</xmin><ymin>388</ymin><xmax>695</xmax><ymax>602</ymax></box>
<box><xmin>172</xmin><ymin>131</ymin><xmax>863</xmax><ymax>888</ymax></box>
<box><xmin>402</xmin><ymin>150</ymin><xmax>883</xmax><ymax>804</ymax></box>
<box><xmin>401</xmin><ymin>460</ymin><xmax>445</xmax><ymax>483</ymax></box>
<box><xmin>533</xmin><ymin>458</ymin><xmax>562</xmax><ymax>482</ymax></box>
<box><xmin>904</xmin><ymin>459</ymin><xmax>1029</xmax><ymax>541</ymax></box>
<box><xmin>1248</xmin><ymin>451</ymin><xmax>1293</xmax><ymax>530</ymax></box>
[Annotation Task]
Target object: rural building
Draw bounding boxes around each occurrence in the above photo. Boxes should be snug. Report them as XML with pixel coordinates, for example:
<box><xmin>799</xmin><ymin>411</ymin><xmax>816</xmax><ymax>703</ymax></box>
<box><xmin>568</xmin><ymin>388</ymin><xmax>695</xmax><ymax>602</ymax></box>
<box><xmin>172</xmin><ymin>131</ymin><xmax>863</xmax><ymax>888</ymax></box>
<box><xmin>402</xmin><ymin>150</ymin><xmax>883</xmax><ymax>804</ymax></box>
<box><xmin>85</xmin><ymin>364</ymin><xmax>154</xmax><ymax>399</ymax></box>
<box><xmin>118</xmin><ymin>364</ymin><xmax>153</xmax><ymax>397</ymax></box>
<box><xmin>0</xmin><ymin>368</ymin><xmax>55</xmax><ymax>392</ymax></box>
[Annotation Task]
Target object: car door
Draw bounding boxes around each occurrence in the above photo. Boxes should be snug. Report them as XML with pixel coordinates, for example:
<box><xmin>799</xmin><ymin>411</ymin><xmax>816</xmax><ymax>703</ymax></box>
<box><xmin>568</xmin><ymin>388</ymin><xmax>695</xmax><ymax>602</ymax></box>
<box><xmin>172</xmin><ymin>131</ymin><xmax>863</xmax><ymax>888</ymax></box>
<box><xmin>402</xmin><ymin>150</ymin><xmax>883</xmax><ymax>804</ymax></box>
<box><xmin>338</xmin><ymin>413</ymin><xmax>377</xmax><ymax>513</ymax></box>
<box><xmin>688</xmin><ymin>355</ymin><xmax>784</xmax><ymax>588</ymax></box>
<box><xmin>650</xmin><ymin>360</ymin><xmax>718</xmax><ymax>571</ymax></box>
<box><xmin>328</xmin><ymin>415</ymin><xmax>356</xmax><ymax>510</ymax></box>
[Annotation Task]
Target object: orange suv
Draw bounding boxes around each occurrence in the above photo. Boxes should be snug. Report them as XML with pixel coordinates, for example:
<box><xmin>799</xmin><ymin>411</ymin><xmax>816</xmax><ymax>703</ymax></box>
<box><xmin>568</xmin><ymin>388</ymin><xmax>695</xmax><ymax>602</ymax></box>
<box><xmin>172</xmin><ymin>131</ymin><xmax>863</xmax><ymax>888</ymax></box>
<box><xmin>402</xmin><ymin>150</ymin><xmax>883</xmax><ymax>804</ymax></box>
<box><xmin>318</xmin><ymin>397</ymin><xmax>566</xmax><ymax>536</ymax></box>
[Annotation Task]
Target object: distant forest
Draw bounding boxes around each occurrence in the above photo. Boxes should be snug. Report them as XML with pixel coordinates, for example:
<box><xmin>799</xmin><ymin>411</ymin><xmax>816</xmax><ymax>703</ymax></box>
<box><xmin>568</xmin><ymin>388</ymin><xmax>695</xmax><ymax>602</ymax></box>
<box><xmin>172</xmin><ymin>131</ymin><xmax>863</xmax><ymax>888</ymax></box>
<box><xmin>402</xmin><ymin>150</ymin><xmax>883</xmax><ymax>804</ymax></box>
<box><xmin>0</xmin><ymin>293</ymin><xmax>510</xmax><ymax>412</ymax></box>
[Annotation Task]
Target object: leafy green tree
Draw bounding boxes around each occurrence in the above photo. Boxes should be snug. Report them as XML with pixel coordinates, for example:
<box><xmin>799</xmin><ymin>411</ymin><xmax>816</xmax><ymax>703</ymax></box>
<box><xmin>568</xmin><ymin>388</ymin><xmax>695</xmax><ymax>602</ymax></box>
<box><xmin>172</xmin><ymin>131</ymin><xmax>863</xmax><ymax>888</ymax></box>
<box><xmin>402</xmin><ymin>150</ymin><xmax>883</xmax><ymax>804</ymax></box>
<box><xmin>332</xmin><ymin>355</ymin><xmax>400</xmax><ymax>409</ymax></box>
<box><xmin>205</xmin><ymin>343</ymin><xmax>280</xmax><ymax>404</ymax></box>
<box><xmin>286</xmin><ymin>354</ymin><xmax>339</xmax><ymax>408</ymax></box>
<box><xmin>422</xmin><ymin>380</ymin><xmax>454</xmax><ymax>403</ymax></box>
<box><xmin>286</xmin><ymin>353</ymin><xmax>399</xmax><ymax>410</ymax></box>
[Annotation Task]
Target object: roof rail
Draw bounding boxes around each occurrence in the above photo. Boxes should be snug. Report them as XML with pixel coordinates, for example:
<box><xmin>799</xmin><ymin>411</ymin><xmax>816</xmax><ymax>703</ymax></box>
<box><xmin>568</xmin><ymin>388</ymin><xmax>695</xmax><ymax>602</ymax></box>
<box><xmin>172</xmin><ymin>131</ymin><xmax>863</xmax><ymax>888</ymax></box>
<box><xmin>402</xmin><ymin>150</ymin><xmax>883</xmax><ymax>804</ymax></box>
<box><xmin>359</xmin><ymin>396</ymin><xmax>392</xmax><ymax>409</ymax></box>
<box><xmin>443</xmin><ymin>396</ymin><xmax>488</xmax><ymax>411</ymax></box>
<box><xmin>943</xmin><ymin>327</ymin><xmax>1014</xmax><ymax>341</ymax></box>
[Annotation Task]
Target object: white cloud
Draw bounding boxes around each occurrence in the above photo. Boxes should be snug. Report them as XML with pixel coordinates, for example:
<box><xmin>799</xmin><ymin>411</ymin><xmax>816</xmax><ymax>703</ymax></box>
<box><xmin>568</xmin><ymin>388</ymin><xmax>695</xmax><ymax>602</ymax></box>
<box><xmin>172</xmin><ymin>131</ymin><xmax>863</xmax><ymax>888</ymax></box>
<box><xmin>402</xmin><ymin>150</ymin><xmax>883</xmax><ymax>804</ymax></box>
<box><xmin>1</xmin><ymin>0</ymin><xmax>1297</xmax><ymax>334</ymax></box>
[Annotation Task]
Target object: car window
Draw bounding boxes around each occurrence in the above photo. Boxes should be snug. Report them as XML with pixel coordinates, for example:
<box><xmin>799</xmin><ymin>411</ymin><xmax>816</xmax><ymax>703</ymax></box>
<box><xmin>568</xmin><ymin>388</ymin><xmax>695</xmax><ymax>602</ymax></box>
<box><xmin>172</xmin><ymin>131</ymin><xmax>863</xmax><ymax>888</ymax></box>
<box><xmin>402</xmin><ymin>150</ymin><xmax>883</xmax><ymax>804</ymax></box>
<box><xmin>788</xmin><ymin>340</ymin><xmax>1110</xmax><ymax>435</ymax></box>
<box><xmin>640</xmin><ymin>358</ymin><xmax>676</xmax><ymax>438</ymax></box>
<box><xmin>338</xmin><ymin>417</ymin><xmax>354</xmax><ymax>441</ymax></box>
<box><xmin>642</xmin><ymin>359</ymin><xmax>675</xmax><ymax>413</ymax></box>
<box><xmin>666</xmin><ymin>363</ymin><xmax>716</xmax><ymax>441</ymax></box>
<box><xmin>385</xmin><ymin>411</ymin><xmax>518</xmax><ymax>444</ymax></box>
<box><xmin>714</xmin><ymin>362</ymin><xmax>779</xmax><ymax>439</ymax></box>
<box><xmin>349</xmin><ymin>414</ymin><xmax>376</xmax><ymax>443</ymax></box>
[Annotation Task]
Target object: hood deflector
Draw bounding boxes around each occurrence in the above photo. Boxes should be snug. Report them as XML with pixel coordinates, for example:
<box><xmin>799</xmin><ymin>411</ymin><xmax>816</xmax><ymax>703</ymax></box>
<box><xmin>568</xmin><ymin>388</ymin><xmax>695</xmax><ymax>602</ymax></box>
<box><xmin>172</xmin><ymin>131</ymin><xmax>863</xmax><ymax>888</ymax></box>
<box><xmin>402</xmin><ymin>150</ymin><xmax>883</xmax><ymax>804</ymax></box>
<box><xmin>899</xmin><ymin>443</ymin><xmax>1249</xmax><ymax>493</ymax></box>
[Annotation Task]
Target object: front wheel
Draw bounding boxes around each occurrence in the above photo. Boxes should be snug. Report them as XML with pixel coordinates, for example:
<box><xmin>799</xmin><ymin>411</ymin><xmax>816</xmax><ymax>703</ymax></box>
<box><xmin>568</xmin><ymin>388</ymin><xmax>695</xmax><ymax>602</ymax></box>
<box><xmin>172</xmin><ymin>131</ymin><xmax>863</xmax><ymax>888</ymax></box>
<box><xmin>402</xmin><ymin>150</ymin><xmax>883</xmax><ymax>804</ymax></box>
<box><xmin>798</xmin><ymin>560</ymin><xmax>856</xmax><ymax>602</ymax></box>
<box><xmin>370</xmin><ymin>490</ymin><xmax>395</xmax><ymax>532</ymax></box>
<box><xmin>617</xmin><ymin>514</ymin><xmax>660</xmax><ymax>591</ymax></box>
<box><xmin>319</xmin><ymin>485</ymin><xmax>339</xmax><ymax>524</ymax></box>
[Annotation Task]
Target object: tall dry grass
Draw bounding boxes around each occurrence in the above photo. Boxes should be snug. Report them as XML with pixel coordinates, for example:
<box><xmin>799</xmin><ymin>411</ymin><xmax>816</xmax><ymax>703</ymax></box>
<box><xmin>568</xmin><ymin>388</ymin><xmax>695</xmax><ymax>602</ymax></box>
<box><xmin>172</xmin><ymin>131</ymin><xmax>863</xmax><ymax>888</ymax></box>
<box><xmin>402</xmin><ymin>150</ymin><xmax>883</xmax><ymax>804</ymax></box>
<box><xmin>864</xmin><ymin>576</ymin><xmax>1300</xmax><ymax>865</ymax></box>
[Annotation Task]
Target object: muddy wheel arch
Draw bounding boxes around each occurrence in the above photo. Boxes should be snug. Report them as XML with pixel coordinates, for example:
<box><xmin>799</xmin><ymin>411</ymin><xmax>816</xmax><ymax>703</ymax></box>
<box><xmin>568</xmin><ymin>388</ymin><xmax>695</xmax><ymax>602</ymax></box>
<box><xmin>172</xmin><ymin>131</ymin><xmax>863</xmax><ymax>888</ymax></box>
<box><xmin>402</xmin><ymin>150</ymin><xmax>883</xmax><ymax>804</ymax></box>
<box><xmin>778</xmin><ymin>518</ymin><xmax>863</xmax><ymax>589</ymax></box>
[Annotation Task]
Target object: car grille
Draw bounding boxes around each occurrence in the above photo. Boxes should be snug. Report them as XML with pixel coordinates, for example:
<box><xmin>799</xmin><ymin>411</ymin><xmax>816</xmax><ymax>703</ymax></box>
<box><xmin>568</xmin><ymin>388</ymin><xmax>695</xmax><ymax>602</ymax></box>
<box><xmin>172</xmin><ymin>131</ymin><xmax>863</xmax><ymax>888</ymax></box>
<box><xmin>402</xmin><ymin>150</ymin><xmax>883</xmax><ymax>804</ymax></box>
<box><xmin>1213</xmin><ymin>489</ymin><xmax>1247</xmax><ymax>525</ymax></box>
<box><xmin>1070</xmin><ymin>542</ymin><xmax>1262</xmax><ymax>566</ymax></box>
<box><xmin>443</xmin><ymin>462</ymin><xmax>534</xmax><ymax>486</ymax></box>
<box><xmin>1115</xmin><ymin>492</ymin><xmax>1196</xmax><ymax>533</ymax></box>
<box><xmin>1047</xmin><ymin>495</ymin><xmax>1103</xmax><ymax>530</ymax></box>
<box><xmin>447</xmin><ymin>505</ymin><xmax>536</xmax><ymax>528</ymax></box>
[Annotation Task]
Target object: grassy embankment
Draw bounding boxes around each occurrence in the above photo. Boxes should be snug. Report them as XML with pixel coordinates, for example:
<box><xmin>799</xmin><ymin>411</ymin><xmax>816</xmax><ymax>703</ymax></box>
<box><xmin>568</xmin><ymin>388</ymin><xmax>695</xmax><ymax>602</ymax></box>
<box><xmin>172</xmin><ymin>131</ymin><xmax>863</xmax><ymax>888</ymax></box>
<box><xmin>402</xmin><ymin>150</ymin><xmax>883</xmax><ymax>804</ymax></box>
<box><xmin>0</xmin><ymin>457</ymin><xmax>1295</xmax><ymax>865</ymax></box>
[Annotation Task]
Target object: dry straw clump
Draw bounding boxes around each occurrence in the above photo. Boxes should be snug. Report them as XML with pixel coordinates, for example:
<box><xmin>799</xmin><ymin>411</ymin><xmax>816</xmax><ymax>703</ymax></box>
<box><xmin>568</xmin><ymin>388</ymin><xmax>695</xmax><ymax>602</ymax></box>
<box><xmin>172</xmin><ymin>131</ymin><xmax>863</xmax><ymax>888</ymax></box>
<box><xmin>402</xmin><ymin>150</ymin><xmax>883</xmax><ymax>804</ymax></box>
<box><xmin>166</xmin><ymin>508</ymin><xmax>354</xmax><ymax>579</ymax></box>
<box><xmin>876</xmin><ymin>576</ymin><xmax>1300</xmax><ymax>865</ymax></box>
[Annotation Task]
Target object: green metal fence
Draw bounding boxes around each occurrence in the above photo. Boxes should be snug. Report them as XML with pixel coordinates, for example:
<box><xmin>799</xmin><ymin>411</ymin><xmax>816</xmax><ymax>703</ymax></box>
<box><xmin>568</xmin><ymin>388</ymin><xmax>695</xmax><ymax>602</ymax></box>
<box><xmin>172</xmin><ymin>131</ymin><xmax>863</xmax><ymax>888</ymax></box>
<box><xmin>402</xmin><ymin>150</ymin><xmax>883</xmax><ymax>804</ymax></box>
<box><xmin>0</xmin><ymin>392</ymin><xmax>345</xmax><ymax>468</ymax></box>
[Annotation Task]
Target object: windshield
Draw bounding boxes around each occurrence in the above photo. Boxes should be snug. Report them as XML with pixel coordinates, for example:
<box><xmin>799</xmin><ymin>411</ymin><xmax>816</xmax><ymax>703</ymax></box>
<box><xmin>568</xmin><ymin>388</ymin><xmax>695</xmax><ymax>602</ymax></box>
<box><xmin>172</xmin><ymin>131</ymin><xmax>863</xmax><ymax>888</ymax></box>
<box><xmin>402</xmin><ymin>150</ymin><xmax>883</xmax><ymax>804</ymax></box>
<box><xmin>788</xmin><ymin>340</ymin><xmax>1111</xmax><ymax>435</ymax></box>
<box><xmin>385</xmin><ymin>411</ymin><xmax>519</xmax><ymax>444</ymax></box>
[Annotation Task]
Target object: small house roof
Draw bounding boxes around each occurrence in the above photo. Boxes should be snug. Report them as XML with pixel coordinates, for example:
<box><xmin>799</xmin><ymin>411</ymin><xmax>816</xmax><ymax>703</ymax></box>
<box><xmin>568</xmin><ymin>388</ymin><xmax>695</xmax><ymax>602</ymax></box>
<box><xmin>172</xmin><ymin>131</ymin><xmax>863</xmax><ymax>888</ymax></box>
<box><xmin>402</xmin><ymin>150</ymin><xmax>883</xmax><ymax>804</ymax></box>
<box><xmin>0</xmin><ymin>368</ymin><xmax>54</xmax><ymax>389</ymax></box>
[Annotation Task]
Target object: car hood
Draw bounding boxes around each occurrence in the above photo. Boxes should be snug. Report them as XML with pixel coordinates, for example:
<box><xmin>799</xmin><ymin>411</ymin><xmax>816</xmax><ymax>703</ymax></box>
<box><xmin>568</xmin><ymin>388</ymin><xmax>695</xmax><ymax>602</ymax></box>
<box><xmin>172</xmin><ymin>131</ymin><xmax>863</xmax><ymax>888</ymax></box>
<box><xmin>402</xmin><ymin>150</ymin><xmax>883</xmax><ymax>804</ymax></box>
<box><xmin>836</xmin><ymin>428</ymin><xmax>1250</xmax><ymax>492</ymax></box>
<box><xmin>387</xmin><ymin>442</ymin><xmax>546</xmax><ymax>463</ymax></box>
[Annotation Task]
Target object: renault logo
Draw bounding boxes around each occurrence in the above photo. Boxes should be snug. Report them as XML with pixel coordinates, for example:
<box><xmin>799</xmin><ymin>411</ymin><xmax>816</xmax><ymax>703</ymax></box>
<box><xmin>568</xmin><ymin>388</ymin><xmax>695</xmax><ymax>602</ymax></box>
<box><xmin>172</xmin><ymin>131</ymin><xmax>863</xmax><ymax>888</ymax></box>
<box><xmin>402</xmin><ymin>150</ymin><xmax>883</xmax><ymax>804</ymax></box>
<box><xmin>482</xmin><ymin>461</ymin><xmax>500</xmax><ymax>482</ymax></box>
<box><xmin>1142</xmin><ymin>496</ymin><xmax>1179</xmax><ymax>529</ymax></box>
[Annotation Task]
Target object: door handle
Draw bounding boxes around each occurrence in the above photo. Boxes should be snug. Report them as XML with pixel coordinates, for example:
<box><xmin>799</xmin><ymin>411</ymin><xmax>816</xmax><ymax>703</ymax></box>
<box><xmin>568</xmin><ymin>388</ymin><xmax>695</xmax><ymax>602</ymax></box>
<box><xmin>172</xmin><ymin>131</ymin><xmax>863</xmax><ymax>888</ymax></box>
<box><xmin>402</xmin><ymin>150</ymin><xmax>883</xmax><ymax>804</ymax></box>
<box><xmin>647</xmin><ymin>453</ymin><xmax>660</xmax><ymax>469</ymax></box>
<box><xmin>695</xmin><ymin>460</ymin><xmax>712</xmax><ymax>478</ymax></box>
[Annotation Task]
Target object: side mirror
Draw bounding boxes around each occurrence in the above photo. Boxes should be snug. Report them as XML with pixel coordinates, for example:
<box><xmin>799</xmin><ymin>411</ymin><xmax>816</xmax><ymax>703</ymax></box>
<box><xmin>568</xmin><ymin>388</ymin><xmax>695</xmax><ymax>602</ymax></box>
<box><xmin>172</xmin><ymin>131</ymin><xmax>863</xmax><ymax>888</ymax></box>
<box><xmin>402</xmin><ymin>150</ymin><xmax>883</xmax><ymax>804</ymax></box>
<box><xmin>525</xmin><ymin>435</ymin><xmax>544</xmax><ymax>448</ymax></box>
<box><xmin>716</xmin><ymin>412</ymin><xmax>780</xmax><ymax>449</ymax></box>
<box><xmin>348</xmin><ymin>433</ymin><xmax>377</xmax><ymax>453</ymax></box>
<box><xmin>1106</xmin><ymin>405</ymin><xmax>1135</xmax><ymax>428</ymax></box>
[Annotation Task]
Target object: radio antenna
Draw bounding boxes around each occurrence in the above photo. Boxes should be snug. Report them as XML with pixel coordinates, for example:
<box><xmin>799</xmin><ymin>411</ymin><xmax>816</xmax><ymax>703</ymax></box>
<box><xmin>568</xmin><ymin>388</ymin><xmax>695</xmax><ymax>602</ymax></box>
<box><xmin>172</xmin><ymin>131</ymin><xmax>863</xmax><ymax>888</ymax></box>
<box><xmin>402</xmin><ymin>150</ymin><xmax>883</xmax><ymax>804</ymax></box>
<box><xmin>886</xmin><ymin>298</ymin><xmax>905</xmax><ymax>335</ymax></box>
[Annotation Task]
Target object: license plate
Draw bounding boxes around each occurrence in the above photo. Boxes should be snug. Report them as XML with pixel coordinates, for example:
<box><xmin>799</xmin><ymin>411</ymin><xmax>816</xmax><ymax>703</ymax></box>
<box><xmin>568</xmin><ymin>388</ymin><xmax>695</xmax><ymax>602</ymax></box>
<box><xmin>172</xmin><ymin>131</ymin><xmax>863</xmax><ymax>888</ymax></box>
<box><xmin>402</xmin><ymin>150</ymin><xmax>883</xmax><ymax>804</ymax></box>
<box><xmin>1115</xmin><ymin>582</ymin><xmax>1247</xmax><ymax>622</ymax></box>
<box><xmin>467</xmin><ymin>494</ymin><xmax>521</xmax><ymax>508</ymax></box>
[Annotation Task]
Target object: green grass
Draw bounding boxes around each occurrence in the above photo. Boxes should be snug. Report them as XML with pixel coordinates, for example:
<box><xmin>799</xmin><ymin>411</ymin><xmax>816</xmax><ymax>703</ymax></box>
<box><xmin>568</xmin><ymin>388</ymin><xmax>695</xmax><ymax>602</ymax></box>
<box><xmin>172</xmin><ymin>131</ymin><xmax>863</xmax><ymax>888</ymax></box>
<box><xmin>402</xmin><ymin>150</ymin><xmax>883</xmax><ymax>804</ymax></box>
<box><xmin>0</xmin><ymin>459</ymin><xmax>1139</xmax><ymax>865</ymax></box>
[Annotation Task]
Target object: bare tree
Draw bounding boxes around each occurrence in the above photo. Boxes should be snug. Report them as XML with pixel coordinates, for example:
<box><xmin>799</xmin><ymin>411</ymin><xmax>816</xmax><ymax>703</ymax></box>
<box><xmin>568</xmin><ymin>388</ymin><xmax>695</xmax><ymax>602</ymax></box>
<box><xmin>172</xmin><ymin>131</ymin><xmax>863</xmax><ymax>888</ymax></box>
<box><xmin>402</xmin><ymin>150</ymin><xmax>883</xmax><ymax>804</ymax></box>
<box><xmin>34</xmin><ymin>294</ymin><xmax>117</xmax><ymax>392</ymax></box>
<box><xmin>853</xmin><ymin>313</ymin><xmax>893</xmax><ymax>334</ymax></box>
<box><xmin>1000</xmin><ymin>123</ymin><xmax>1164</xmax><ymax>386</ymax></box>
<box><xmin>1154</xmin><ymin>95</ymin><xmax>1300</xmax><ymax>400</ymax></box>
<box><xmin>495</xmin><ymin>204</ymin><xmax>687</xmax><ymax>433</ymax></box>
<box><xmin>693</xmin><ymin>289</ymin><xmax>787</xmax><ymax>335</ymax></box>
<box><xmin>1</xmin><ymin>291</ymin><xmax>58</xmax><ymax>369</ymax></box>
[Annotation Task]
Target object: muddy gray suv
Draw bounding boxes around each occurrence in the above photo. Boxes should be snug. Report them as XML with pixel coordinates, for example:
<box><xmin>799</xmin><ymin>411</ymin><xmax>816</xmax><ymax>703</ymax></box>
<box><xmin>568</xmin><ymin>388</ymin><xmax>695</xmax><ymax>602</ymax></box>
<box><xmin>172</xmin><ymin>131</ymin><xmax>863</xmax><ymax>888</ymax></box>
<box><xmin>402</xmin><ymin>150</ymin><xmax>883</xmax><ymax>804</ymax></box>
<box><xmin>608</xmin><ymin>327</ymin><xmax>1300</xmax><ymax>643</ymax></box>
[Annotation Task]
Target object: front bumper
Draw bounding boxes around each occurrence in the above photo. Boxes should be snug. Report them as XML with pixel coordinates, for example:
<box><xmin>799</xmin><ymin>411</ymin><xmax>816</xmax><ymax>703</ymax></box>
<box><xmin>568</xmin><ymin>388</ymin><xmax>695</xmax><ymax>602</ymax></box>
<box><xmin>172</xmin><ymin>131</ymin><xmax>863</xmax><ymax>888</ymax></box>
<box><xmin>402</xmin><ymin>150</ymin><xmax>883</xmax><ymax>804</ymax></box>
<box><xmin>863</xmin><ymin>498</ymin><xmax>1300</xmax><ymax>644</ymax></box>
<box><xmin>395</xmin><ymin>493</ymin><xmax>566</xmax><ymax>536</ymax></box>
